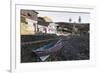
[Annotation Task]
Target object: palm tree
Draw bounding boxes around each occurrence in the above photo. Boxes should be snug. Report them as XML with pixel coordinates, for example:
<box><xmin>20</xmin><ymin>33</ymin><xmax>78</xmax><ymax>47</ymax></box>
<box><xmin>69</xmin><ymin>18</ymin><xmax>72</xmax><ymax>23</ymax></box>
<box><xmin>79</xmin><ymin>16</ymin><xmax>81</xmax><ymax>23</ymax></box>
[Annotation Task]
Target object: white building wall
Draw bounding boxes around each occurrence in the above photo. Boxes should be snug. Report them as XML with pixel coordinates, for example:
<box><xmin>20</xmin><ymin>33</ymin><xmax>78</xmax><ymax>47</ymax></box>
<box><xmin>38</xmin><ymin>25</ymin><xmax>47</xmax><ymax>33</ymax></box>
<box><xmin>47</xmin><ymin>23</ymin><xmax>58</xmax><ymax>34</ymax></box>
<box><xmin>26</xmin><ymin>18</ymin><xmax>38</xmax><ymax>32</ymax></box>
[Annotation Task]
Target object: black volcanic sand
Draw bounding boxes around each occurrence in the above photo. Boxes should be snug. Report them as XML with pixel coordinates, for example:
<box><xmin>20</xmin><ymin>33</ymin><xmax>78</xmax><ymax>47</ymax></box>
<box><xmin>21</xmin><ymin>34</ymin><xmax>59</xmax><ymax>62</ymax></box>
<box><xmin>49</xmin><ymin>34</ymin><xmax>89</xmax><ymax>61</ymax></box>
<box><xmin>21</xmin><ymin>34</ymin><xmax>89</xmax><ymax>63</ymax></box>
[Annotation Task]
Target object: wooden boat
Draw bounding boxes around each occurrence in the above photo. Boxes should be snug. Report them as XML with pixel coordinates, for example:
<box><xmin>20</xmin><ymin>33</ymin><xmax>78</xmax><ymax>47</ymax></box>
<box><xmin>32</xmin><ymin>39</ymin><xmax>63</xmax><ymax>61</ymax></box>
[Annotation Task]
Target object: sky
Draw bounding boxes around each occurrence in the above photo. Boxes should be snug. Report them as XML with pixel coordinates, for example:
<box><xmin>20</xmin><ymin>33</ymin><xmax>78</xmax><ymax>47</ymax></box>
<box><xmin>37</xmin><ymin>10</ymin><xmax>90</xmax><ymax>23</ymax></box>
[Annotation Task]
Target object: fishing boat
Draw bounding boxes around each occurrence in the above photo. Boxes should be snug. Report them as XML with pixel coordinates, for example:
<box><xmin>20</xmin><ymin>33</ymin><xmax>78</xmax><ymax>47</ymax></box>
<box><xmin>32</xmin><ymin>39</ymin><xmax>63</xmax><ymax>61</ymax></box>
